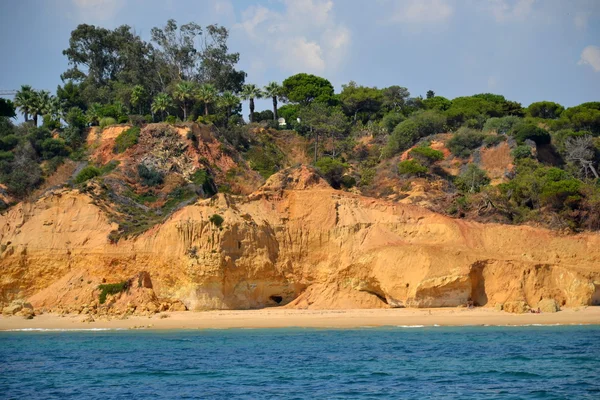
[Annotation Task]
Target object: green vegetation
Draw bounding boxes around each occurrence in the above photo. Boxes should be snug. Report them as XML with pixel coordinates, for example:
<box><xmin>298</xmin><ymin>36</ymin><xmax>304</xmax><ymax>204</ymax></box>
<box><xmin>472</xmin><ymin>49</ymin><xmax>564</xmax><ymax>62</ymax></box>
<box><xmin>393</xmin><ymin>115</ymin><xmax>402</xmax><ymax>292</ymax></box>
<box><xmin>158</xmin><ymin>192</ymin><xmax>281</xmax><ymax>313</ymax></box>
<box><xmin>455</xmin><ymin>164</ymin><xmax>490</xmax><ymax>193</ymax></box>
<box><xmin>409</xmin><ymin>146</ymin><xmax>444</xmax><ymax>165</ymax></box>
<box><xmin>512</xmin><ymin>124</ymin><xmax>551</xmax><ymax>145</ymax></box>
<box><xmin>1</xmin><ymin>17</ymin><xmax>599</xmax><ymax>236</ymax></box>
<box><xmin>99</xmin><ymin>117</ymin><xmax>117</xmax><ymax>130</ymax></box>
<box><xmin>190</xmin><ymin>169</ymin><xmax>217</xmax><ymax>197</ymax></box>
<box><xmin>398</xmin><ymin>159</ymin><xmax>428</xmax><ymax>176</ymax></box>
<box><xmin>315</xmin><ymin>157</ymin><xmax>348</xmax><ymax>189</ymax></box>
<box><xmin>209</xmin><ymin>214</ymin><xmax>224</xmax><ymax>227</ymax></box>
<box><xmin>137</xmin><ymin>164</ymin><xmax>164</xmax><ymax>186</ymax></box>
<box><xmin>75</xmin><ymin>166</ymin><xmax>101</xmax><ymax>183</ymax></box>
<box><xmin>447</xmin><ymin>128</ymin><xmax>486</xmax><ymax>158</ymax></box>
<box><xmin>98</xmin><ymin>281</ymin><xmax>129</xmax><ymax>304</ymax></box>
<box><xmin>114</xmin><ymin>126</ymin><xmax>140</xmax><ymax>153</ymax></box>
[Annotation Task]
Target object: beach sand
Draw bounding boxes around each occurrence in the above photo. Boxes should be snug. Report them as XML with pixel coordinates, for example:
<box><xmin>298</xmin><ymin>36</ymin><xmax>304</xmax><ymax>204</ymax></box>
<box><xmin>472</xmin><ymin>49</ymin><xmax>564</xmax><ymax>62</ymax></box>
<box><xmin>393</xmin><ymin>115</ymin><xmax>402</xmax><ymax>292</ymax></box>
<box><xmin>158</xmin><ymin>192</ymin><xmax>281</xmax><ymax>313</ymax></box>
<box><xmin>1</xmin><ymin>307</ymin><xmax>600</xmax><ymax>330</ymax></box>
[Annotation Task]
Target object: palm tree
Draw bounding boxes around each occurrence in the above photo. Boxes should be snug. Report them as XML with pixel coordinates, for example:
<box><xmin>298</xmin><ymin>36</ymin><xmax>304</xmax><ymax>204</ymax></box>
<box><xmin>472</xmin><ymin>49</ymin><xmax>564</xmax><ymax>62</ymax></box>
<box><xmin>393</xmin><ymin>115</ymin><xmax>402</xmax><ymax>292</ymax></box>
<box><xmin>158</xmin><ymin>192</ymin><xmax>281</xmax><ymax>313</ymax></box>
<box><xmin>241</xmin><ymin>84</ymin><xmax>263</xmax><ymax>123</ymax></box>
<box><xmin>14</xmin><ymin>85</ymin><xmax>34</xmax><ymax>123</ymax></box>
<box><xmin>263</xmin><ymin>81</ymin><xmax>283</xmax><ymax>120</ymax></box>
<box><xmin>151</xmin><ymin>93</ymin><xmax>173</xmax><ymax>121</ymax></box>
<box><xmin>86</xmin><ymin>103</ymin><xmax>103</xmax><ymax>126</ymax></box>
<box><xmin>31</xmin><ymin>90</ymin><xmax>52</xmax><ymax>127</ymax></box>
<box><xmin>131</xmin><ymin>85</ymin><xmax>146</xmax><ymax>115</ymax></box>
<box><xmin>196</xmin><ymin>84</ymin><xmax>218</xmax><ymax>116</ymax></box>
<box><xmin>47</xmin><ymin>95</ymin><xmax>62</xmax><ymax>122</ymax></box>
<box><xmin>219</xmin><ymin>91</ymin><xmax>240</xmax><ymax>120</ymax></box>
<box><xmin>173</xmin><ymin>81</ymin><xmax>196</xmax><ymax>120</ymax></box>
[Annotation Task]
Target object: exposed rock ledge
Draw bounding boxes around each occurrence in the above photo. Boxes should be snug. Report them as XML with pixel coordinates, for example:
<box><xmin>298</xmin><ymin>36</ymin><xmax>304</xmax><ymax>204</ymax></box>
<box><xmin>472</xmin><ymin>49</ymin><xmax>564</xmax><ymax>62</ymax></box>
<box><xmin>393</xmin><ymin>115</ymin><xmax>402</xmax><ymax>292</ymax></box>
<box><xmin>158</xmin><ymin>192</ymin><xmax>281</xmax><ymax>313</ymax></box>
<box><xmin>1</xmin><ymin>166</ymin><xmax>600</xmax><ymax>312</ymax></box>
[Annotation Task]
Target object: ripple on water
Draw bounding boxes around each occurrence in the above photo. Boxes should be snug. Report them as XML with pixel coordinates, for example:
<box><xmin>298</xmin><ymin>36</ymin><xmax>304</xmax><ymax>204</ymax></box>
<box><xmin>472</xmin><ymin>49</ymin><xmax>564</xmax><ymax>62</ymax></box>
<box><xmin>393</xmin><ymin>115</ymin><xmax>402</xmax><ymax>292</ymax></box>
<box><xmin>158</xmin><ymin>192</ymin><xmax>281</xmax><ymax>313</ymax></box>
<box><xmin>0</xmin><ymin>326</ymin><xmax>599</xmax><ymax>399</ymax></box>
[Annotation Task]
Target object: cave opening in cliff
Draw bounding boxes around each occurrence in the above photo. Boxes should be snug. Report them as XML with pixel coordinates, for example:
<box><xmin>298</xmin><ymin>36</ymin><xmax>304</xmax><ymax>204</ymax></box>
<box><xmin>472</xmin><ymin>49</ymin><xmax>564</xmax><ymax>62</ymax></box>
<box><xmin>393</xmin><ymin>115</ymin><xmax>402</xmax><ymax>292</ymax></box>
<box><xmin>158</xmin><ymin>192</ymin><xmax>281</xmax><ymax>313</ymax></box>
<box><xmin>270</xmin><ymin>295</ymin><xmax>283</xmax><ymax>304</ymax></box>
<box><xmin>469</xmin><ymin>263</ymin><xmax>488</xmax><ymax>307</ymax></box>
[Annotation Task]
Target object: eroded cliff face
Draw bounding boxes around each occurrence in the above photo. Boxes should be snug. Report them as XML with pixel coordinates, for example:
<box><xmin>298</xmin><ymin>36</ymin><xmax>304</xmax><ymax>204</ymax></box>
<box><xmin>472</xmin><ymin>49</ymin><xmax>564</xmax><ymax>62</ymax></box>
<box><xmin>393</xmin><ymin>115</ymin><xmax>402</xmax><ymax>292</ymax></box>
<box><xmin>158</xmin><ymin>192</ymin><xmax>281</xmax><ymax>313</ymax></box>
<box><xmin>1</xmin><ymin>166</ymin><xmax>600</xmax><ymax>312</ymax></box>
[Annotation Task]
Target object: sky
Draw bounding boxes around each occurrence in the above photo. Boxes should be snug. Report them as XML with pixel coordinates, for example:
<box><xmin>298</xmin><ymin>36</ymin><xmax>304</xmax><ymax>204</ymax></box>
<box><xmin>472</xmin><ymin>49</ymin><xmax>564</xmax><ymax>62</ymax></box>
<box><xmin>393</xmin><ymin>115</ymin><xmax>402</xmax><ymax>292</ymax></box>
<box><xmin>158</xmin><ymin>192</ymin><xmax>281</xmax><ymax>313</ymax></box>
<box><xmin>0</xmin><ymin>0</ymin><xmax>599</xmax><ymax>116</ymax></box>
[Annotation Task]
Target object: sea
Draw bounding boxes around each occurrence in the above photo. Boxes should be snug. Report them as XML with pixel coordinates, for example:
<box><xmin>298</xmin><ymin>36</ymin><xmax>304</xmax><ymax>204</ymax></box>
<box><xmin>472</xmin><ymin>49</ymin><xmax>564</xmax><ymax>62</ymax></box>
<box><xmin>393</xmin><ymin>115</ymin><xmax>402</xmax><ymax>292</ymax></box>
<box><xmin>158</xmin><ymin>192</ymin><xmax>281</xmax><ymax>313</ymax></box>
<box><xmin>1</xmin><ymin>325</ymin><xmax>599</xmax><ymax>399</ymax></box>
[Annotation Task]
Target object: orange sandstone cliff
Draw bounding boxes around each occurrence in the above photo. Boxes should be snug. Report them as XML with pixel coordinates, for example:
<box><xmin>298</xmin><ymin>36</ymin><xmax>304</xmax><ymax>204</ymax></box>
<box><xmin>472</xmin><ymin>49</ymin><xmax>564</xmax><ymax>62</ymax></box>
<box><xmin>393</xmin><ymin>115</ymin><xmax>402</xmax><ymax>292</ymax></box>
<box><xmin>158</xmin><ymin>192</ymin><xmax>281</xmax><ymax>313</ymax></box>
<box><xmin>1</xmin><ymin>165</ymin><xmax>600</xmax><ymax>314</ymax></box>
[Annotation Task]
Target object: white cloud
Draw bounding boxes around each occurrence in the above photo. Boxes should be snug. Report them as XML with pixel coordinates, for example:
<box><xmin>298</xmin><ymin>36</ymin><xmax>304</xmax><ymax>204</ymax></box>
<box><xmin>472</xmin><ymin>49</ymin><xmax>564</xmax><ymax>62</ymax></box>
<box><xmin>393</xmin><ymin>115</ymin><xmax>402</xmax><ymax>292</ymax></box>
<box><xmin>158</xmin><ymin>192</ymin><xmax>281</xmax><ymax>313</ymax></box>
<box><xmin>388</xmin><ymin>0</ymin><xmax>454</xmax><ymax>24</ymax></box>
<box><xmin>71</xmin><ymin>0</ymin><xmax>122</xmax><ymax>21</ymax></box>
<box><xmin>488</xmin><ymin>0</ymin><xmax>535</xmax><ymax>22</ymax></box>
<box><xmin>574</xmin><ymin>12</ymin><xmax>589</xmax><ymax>30</ymax></box>
<box><xmin>213</xmin><ymin>0</ymin><xmax>234</xmax><ymax>17</ymax></box>
<box><xmin>234</xmin><ymin>0</ymin><xmax>350</xmax><ymax>75</ymax></box>
<box><xmin>579</xmin><ymin>45</ymin><xmax>600</xmax><ymax>72</ymax></box>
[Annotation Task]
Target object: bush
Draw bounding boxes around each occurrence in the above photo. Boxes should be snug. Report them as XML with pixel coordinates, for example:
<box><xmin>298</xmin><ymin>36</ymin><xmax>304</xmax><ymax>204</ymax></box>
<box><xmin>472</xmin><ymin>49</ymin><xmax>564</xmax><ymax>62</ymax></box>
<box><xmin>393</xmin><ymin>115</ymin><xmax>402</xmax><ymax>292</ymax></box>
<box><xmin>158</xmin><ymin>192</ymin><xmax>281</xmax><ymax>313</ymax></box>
<box><xmin>0</xmin><ymin>134</ymin><xmax>18</xmax><ymax>151</ymax></box>
<box><xmin>512</xmin><ymin>145</ymin><xmax>533</xmax><ymax>159</ymax></box>
<box><xmin>137</xmin><ymin>164</ymin><xmax>164</xmax><ymax>186</ymax></box>
<box><xmin>99</xmin><ymin>160</ymin><xmax>119</xmax><ymax>175</ymax></box>
<box><xmin>340</xmin><ymin>175</ymin><xmax>357</xmax><ymax>189</ymax></box>
<box><xmin>40</xmin><ymin>138</ymin><xmax>69</xmax><ymax>160</ymax></box>
<box><xmin>42</xmin><ymin>115</ymin><xmax>61</xmax><ymax>130</ymax></box>
<box><xmin>245</xmin><ymin>140</ymin><xmax>284</xmax><ymax>179</ymax></box>
<box><xmin>65</xmin><ymin>107</ymin><xmax>87</xmax><ymax>130</ymax></box>
<box><xmin>98</xmin><ymin>281</ymin><xmax>129</xmax><ymax>304</ymax></box>
<box><xmin>315</xmin><ymin>157</ymin><xmax>348</xmax><ymax>189</ymax></box>
<box><xmin>411</xmin><ymin>110</ymin><xmax>447</xmax><ymax>137</ymax></box>
<box><xmin>382</xmin><ymin>120</ymin><xmax>419</xmax><ymax>158</ymax></box>
<box><xmin>118</xmin><ymin>115</ymin><xmax>129</xmax><ymax>124</ymax></box>
<box><xmin>483</xmin><ymin>116</ymin><xmax>523</xmax><ymax>135</ymax></box>
<box><xmin>512</xmin><ymin>123</ymin><xmax>551</xmax><ymax>145</ymax></box>
<box><xmin>190</xmin><ymin>169</ymin><xmax>217</xmax><ymax>197</ymax></box>
<box><xmin>209</xmin><ymin>214</ymin><xmax>224</xmax><ymax>227</ymax></box>
<box><xmin>381</xmin><ymin>112</ymin><xmax>405</xmax><ymax>133</ymax></box>
<box><xmin>455</xmin><ymin>164</ymin><xmax>490</xmax><ymax>193</ymax></box>
<box><xmin>398</xmin><ymin>159</ymin><xmax>428</xmax><ymax>176</ymax></box>
<box><xmin>99</xmin><ymin>117</ymin><xmax>117</xmax><ymax>130</ymax></box>
<box><xmin>165</xmin><ymin>115</ymin><xmax>177</xmax><ymax>124</ymax></box>
<box><xmin>75</xmin><ymin>165</ymin><xmax>101</xmax><ymax>184</ymax></box>
<box><xmin>128</xmin><ymin>115</ymin><xmax>146</xmax><ymax>126</ymax></box>
<box><xmin>114</xmin><ymin>126</ymin><xmax>140</xmax><ymax>154</ymax></box>
<box><xmin>0</xmin><ymin>150</ymin><xmax>14</xmax><ymax>162</ymax></box>
<box><xmin>409</xmin><ymin>146</ymin><xmax>444</xmax><ymax>164</ymax></box>
<box><xmin>447</xmin><ymin>127</ymin><xmax>486</xmax><ymax>158</ymax></box>
<box><xmin>483</xmin><ymin>134</ymin><xmax>506</xmax><ymax>148</ymax></box>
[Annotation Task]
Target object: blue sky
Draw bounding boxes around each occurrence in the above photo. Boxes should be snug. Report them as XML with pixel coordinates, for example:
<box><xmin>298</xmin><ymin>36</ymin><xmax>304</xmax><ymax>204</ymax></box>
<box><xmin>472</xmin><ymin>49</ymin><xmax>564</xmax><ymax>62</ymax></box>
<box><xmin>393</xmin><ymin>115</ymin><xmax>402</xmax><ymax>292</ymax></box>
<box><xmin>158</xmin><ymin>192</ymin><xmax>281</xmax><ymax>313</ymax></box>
<box><xmin>0</xmin><ymin>0</ymin><xmax>599</xmax><ymax>115</ymax></box>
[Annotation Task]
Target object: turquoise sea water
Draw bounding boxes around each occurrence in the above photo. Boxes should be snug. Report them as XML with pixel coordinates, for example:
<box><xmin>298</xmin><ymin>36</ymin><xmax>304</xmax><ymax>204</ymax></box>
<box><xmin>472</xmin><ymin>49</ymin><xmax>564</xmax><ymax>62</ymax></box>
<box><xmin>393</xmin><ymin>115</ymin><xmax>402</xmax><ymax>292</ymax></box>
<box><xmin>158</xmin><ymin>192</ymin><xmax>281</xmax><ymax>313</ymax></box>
<box><xmin>1</xmin><ymin>326</ymin><xmax>599</xmax><ymax>399</ymax></box>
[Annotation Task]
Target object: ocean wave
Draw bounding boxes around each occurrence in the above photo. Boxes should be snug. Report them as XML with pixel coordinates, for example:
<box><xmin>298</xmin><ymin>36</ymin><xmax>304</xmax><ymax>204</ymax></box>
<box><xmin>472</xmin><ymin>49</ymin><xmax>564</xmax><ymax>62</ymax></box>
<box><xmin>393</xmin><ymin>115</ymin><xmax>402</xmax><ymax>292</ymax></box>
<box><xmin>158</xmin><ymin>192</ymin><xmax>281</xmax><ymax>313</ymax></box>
<box><xmin>395</xmin><ymin>325</ymin><xmax>426</xmax><ymax>328</ymax></box>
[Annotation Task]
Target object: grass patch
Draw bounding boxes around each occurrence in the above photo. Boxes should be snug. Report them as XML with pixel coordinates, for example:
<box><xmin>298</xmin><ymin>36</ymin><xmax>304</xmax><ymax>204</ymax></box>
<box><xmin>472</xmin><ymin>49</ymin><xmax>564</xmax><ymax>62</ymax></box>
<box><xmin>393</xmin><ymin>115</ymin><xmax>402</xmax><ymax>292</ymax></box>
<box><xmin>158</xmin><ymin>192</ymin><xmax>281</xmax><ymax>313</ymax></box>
<box><xmin>98</xmin><ymin>281</ymin><xmax>129</xmax><ymax>304</ymax></box>
<box><xmin>114</xmin><ymin>126</ymin><xmax>140</xmax><ymax>153</ymax></box>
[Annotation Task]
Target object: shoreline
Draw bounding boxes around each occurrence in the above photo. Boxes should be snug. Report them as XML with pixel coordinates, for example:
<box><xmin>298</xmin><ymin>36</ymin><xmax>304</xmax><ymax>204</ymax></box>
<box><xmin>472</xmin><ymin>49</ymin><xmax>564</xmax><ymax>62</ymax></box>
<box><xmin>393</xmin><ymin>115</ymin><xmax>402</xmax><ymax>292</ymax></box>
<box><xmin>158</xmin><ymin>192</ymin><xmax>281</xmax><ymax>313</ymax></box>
<box><xmin>1</xmin><ymin>307</ymin><xmax>600</xmax><ymax>331</ymax></box>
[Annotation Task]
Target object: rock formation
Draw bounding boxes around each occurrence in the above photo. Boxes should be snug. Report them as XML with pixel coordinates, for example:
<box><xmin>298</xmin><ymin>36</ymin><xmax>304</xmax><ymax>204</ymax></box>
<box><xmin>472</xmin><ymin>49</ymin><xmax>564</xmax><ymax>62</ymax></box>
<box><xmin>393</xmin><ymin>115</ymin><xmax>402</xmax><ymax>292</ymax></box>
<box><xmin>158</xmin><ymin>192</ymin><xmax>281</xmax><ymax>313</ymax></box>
<box><xmin>1</xmin><ymin>165</ymin><xmax>600</xmax><ymax>313</ymax></box>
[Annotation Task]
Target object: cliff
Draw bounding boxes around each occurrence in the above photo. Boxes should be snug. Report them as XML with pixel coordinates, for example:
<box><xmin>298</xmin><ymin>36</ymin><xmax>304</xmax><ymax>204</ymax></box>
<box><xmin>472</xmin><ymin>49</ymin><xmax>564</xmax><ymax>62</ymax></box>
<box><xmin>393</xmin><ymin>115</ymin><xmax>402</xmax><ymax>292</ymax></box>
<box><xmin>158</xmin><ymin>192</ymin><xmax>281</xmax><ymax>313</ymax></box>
<box><xmin>1</xmin><ymin>165</ymin><xmax>600</xmax><ymax>314</ymax></box>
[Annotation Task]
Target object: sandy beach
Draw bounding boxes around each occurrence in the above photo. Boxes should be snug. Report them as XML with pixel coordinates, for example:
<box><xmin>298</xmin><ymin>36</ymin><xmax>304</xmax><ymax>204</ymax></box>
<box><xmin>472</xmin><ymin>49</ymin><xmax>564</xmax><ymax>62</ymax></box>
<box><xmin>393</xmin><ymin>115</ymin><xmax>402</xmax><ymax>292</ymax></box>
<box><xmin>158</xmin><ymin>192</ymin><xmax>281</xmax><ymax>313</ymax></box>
<box><xmin>1</xmin><ymin>307</ymin><xmax>600</xmax><ymax>330</ymax></box>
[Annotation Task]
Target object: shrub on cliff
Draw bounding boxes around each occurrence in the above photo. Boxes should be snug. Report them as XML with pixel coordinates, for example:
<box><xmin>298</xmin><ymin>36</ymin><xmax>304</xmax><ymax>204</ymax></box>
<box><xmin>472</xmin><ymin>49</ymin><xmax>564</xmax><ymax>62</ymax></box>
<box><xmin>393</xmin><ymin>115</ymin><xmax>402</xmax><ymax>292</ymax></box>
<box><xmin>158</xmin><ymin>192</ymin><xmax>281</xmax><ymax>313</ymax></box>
<box><xmin>447</xmin><ymin>127</ymin><xmax>486</xmax><ymax>158</ymax></box>
<box><xmin>114</xmin><ymin>126</ymin><xmax>140</xmax><ymax>153</ymax></box>
<box><xmin>209</xmin><ymin>214</ymin><xmax>224</xmax><ymax>227</ymax></box>
<box><xmin>99</xmin><ymin>117</ymin><xmax>117</xmax><ymax>130</ymax></box>
<box><xmin>98</xmin><ymin>281</ymin><xmax>129</xmax><ymax>304</ymax></box>
<box><xmin>455</xmin><ymin>164</ymin><xmax>490</xmax><ymax>193</ymax></box>
<box><xmin>75</xmin><ymin>165</ymin><xmax>101</xmax><ymax>183</ymax></box>
<box><xmin>315</xmin><ymin>157</ymin><xmax>348</xmax><ymax>189</ymax></box>
<box><xmin>138</xmin><ymin>164</ymin><xmax>164</xmax><ymax>186</ymax></box>
<box><xmin>409</xmin><ymin>146</ymin><xmax>444</xmax><ymax>165</ymax></box>
<box><xmin>397</xmin><ymin>159</ymin><xmax>427</xmax><ymax>176</ymax></box>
